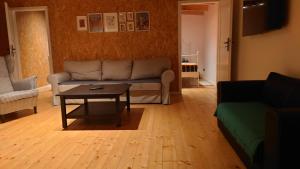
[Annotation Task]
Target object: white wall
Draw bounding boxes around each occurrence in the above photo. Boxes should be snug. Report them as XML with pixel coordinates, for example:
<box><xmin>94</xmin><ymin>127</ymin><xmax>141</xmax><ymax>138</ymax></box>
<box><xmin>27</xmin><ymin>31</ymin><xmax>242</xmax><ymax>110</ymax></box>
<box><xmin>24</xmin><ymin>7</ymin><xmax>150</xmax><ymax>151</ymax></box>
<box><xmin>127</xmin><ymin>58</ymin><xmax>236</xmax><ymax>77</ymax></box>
<box><xmin>202</xmin><ymin>4</ymin><xmax>219</xmax><ymax>84</ymax></box>
<box><xmin>233</xmin><ymin>0</ymin><xmax>300</xmax><ymax>80</ymax></box>
<box><xmin>181</xmin><ymin>14</ymin><xmax>205</xmax><ymax>66</ymax></box>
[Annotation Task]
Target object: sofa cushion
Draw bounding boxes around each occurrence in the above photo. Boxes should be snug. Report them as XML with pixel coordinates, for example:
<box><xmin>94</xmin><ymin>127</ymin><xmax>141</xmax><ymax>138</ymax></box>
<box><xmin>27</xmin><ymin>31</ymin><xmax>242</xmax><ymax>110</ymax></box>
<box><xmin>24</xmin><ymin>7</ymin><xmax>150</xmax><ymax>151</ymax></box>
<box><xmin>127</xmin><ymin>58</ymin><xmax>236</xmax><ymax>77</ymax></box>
<box><xmin>64</xmin><ymin>60</ymin><xmax>101</xmax><ymax>80</ymax></box>
<box><xmin>0</xmin><ymin>57</ymin><xmax>14</xmax><ymax>94</ymax></box>
<box><xmin>263</xmin><ymin>72</ymin><xmax>300</xmax><ymax>108</ymax></box>
<box><xmin>131</xmin><ymin>58</ymin><xmax>171</xmax><ymax>80</ymax></box>
<box><xmin>215</xmin><ymin>102</ymin><xmax>268</xmax><ymax>163</ymax></box>
<box><xmin>0</xmin><ymin>89</ymin><xmax>38</xmax><ymax>103</ymax></box>
<box><xmin>102</xmin><ymin>60</ymin><xmax>132</xmax><ymax>80</ymax></box>
<box><xmin>58</xmin><ymin>79</ymin><xmax>161</xmax><ymax>92</ymax></box>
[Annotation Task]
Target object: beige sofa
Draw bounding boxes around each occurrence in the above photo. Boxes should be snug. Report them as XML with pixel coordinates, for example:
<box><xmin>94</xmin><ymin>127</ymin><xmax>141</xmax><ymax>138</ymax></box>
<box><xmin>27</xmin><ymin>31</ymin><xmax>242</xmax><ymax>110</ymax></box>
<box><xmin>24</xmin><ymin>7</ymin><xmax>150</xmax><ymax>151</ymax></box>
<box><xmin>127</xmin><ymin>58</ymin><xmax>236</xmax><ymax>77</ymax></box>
<box><xmin>48</xmin><ymin>58</ymin><xmax>175</xmax><ymax>105</ymax></box>
<box><xmin>0</xmin><ymin>56</ymin><xmax>38</xmax><ymax>122</ymax></box>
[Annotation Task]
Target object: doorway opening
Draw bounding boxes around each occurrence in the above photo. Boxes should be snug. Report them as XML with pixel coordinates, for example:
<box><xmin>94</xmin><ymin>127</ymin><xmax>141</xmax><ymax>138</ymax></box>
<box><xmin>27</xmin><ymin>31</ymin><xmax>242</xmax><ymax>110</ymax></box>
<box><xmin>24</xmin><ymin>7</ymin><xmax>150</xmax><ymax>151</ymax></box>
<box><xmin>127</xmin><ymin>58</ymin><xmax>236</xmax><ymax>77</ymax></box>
<box><xmin>5</xmin><ymin>3</ymin><xmax>53</xmax><ymax>89</ymax></box>
<box><xmin>178</xmin><ymin>0</ymin><xmax>233</xmax><ymax>91</ymax></box>
<box><xmin>180</xmin><ymin>2</ymin><xmax>219</xmax><ymax>88</ymax></box>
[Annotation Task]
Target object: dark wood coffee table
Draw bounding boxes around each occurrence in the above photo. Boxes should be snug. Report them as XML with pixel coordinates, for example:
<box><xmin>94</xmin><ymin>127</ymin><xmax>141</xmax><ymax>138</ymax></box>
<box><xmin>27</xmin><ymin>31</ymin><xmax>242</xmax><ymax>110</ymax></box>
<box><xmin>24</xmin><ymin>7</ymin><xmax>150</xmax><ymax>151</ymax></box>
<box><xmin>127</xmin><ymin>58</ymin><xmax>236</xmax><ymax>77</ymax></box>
<box><xmin>57</xmin><ymin>84</ymin><xmax>131</xmax><ymax>129</ymax></box>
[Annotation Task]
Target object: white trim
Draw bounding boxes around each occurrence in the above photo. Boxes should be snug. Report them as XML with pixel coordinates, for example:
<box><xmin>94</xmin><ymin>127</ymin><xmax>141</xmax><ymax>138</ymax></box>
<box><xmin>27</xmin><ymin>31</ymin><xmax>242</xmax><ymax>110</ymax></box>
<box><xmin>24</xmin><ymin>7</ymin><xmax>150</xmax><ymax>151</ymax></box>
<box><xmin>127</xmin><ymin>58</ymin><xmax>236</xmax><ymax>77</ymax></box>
<box><xmin>216</xmin><ymin>0</ymin><xmax>233</xmax><ymax>82</ymax></box>
<box><xmin>4</xmin><ymin>2</ymin><xmax>20</xmax><ymax>80</ymax></box>
<box><xmin>11</xmin><ymin>10</ymin><xmax>22</xmax><ymax>79</ymax></box>
<box><xmin>10</xmin><ymin>6</ymin><xmax>48</xmax><ymax>12</ymax></box>
<box><xmin>38</xmin><ymin>84</ymin><xmax>51</xmax><ymax>92</ymax></box>
<box><xmin>200</xmin><ymin>77</ymin><xmax>216</xmax><ymax>86</ymax></box>
<box><xmin>178</xmin><ymin>3</ymin><xmax>183</xmax><ymax>94</ymax></box>
<box><xmin>44</xmin><ymin>8</ymin><xmax>54</xmax><ymax>74</ymax></box>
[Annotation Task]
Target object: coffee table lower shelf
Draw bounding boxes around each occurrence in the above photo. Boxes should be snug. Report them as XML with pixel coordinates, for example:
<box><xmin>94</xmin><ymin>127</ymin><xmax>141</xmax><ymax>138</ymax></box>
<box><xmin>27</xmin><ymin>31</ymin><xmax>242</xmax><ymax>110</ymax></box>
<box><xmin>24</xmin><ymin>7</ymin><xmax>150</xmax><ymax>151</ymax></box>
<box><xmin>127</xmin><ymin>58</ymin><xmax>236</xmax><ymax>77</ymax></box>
<box><xmin>66</xmin><ymin>102</ymin><xmax>126</xmax><ymax>120</ymax></box>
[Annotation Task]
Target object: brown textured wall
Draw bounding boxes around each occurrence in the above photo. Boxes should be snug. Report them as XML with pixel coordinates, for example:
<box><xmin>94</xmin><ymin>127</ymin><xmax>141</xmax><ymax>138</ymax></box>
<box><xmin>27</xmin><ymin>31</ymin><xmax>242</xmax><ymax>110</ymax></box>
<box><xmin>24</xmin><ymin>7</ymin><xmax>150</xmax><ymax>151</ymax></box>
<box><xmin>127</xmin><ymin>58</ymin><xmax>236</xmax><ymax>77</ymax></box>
<box><xmin>2</xmin><ymin>0</ymin><xmax>179</xmax><ymax>91</ymax></box>
<box><xmin>16</xmin><ymin>11</ymin><xmax>50</xmax><ymax>87</ymax></box>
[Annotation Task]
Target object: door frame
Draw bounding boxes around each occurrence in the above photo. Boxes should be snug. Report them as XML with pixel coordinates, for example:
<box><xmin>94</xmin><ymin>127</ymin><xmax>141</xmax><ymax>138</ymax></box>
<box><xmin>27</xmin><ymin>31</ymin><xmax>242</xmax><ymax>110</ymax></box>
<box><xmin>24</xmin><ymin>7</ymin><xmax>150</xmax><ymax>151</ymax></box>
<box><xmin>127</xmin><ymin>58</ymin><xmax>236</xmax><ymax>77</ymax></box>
<box><xmin>178</xmin><ymin>0</ymin><xmax>232</xmax><ymax>92</ymax></box>
<box><xmin>10</xmin><ymin>6</ymin><xmax>54</xmax><ymax>79</ymax></box>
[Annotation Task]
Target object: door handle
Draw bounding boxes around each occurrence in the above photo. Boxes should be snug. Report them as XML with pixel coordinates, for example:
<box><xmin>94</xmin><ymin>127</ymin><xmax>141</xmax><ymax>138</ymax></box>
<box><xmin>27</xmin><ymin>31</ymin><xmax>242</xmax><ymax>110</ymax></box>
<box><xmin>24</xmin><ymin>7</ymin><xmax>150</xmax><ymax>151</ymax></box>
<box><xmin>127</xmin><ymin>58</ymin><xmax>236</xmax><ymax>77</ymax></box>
<box><xmin>9</xmin><ymin>45</ymin><xmax>16</xmax><ymax>56</ymax></box>
<box><xmin>224</xmin><ymin>38</ymin><xmax>231</xmax><ymax>51</ymax></box>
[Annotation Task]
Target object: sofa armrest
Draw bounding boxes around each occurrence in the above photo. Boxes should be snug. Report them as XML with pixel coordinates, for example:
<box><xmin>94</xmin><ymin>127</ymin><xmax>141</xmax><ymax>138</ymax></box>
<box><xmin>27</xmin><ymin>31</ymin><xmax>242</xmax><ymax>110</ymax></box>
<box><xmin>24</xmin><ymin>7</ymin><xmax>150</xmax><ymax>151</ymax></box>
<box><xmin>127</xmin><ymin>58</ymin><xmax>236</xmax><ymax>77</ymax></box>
<box><xmin>265</xmin><ymin>107</ymin><xmax>300</xmax><ymax>169</ymax></box>
<box><xmin>12</xmin><ymin>76</ymin><xmax>37</xmax><ymax>91</ymax></box>
<box><xmin>47</xmin><ymin>72</ymin><xmax>70</xmax><ymax>91</ymax></box>
<box><xmin>217</xmin><ymin>80</ymin><xmax>266</xmax><ymax>104</ymax></box>
<box><xmin>47</xmin><ymin>72</ymin><xmax>70</xmax><ymax>85</ymax></box>
<box><xmin>161</xmin><ymin>69</ymin><xmax>175</xmax><ymax>104</ymax></box>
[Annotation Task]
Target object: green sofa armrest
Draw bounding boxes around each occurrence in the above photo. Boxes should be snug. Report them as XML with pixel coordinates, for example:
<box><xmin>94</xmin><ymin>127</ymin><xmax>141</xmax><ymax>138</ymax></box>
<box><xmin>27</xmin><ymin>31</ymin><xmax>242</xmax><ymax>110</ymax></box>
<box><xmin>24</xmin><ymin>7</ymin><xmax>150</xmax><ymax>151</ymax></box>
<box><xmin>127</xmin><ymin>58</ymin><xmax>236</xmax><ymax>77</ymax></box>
<box><xmin>265</xmin><ymin>107</ymin><xmax>300</xmax><ymax>169</ymax></box>
<box><xmin>217</xmin><ymin>80</ymin><xmax>266</xmax><ymax>104</ymax></box>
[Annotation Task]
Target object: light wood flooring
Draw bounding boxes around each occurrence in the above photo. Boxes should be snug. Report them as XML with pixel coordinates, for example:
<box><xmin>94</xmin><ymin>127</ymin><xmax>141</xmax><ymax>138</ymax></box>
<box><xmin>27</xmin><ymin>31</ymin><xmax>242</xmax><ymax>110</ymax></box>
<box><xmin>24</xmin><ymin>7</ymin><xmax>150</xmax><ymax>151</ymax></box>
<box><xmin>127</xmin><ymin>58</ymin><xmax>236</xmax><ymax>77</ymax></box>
<box><xmin>0</xmin><ymin>87</ymin><xmax>245</xmax><ymax>169</ymax></box>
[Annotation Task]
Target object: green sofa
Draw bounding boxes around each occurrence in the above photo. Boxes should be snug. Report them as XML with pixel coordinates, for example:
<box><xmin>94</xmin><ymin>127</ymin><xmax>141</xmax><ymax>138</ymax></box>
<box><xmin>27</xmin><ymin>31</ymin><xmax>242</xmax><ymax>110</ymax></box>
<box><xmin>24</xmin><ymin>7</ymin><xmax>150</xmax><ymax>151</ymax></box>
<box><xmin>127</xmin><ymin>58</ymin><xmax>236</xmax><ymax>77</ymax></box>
<box><xmin>215</xmin><ymin>72</ymin><xmax>300</xmax><ymax>169</ymax></box>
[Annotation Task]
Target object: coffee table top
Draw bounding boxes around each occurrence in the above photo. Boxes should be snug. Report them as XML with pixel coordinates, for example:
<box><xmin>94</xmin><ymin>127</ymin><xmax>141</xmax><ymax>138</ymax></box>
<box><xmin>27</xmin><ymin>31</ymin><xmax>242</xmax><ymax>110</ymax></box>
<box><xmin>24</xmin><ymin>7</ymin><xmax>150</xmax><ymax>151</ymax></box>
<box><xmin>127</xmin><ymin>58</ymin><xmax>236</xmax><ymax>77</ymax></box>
<box><xmin>57</xmin><ymin>84</ymin><xmax>131</xmax><ymax>97</ymax></box>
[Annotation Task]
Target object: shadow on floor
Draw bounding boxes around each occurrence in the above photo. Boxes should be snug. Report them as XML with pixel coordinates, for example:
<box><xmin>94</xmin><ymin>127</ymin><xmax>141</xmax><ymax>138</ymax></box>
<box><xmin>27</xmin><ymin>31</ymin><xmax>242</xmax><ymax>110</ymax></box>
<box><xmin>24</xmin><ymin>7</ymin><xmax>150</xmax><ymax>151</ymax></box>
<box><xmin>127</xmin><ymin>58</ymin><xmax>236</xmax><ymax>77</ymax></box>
<box><xmin>1</xmin><ymin>109</ymin><xmax>36</xmax><ymax>123</ymax></box>
<box><xmin>64</xmin><ymin>108</ymin><xmax>144</xmax><ymax>130</ymax></box>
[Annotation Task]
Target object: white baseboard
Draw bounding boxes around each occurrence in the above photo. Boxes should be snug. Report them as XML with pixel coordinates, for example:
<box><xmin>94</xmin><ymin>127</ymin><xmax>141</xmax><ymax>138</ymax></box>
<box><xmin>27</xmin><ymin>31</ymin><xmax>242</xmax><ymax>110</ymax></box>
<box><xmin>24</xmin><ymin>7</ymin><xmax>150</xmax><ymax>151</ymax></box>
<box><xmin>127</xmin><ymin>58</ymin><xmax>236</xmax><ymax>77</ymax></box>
<box><xmin>199</xmin><ymin>77</ymin><xmax>216</xmax><ymax>86</ymax></box>
<box><xmin>38</xmin><ymin>84</ymin><xmax>51</xmax><ymax>92</ymax></box>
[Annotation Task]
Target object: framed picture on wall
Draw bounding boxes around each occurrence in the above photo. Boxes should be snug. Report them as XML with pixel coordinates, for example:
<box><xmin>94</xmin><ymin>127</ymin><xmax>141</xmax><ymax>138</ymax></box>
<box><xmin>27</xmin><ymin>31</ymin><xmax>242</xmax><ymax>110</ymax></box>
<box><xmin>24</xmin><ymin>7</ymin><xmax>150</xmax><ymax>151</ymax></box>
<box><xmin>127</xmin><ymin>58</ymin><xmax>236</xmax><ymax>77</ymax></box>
<box><xmin>127</xmin><ymin>12</ymin><xmax>134</xmax><ymax>21</ymax></box>
<box><xmin>119</xmin><ymin>23</ymin><xmax>126</xmax><ymax>32</ymax></box>
<box><xmin>103</xmin><ymin>13</ymin><xmax>119</xmax><ymax>32</ymax></box>
<box><xmin>119</xmin><ymin>12</ymin><xmax>127</xmax><ymax>23</ymax></box>
<box><xmin>135</xmin><ymin>11</ymin><xmax>150</xmax><ymax>31</ymax></box>
<box><xmin>127</xmin><ymin>21</ymin><xmax>135</xmax><ymax>32</ymax></box>
<box><xmin>76</xmin><ymin>16</ymin><xmax>87</xmax><ymax>31</ymax></box>
<box><xmin>87</xmin><ymin>13</ymin><xmax>104</xmax><ymax>33</ymax></box>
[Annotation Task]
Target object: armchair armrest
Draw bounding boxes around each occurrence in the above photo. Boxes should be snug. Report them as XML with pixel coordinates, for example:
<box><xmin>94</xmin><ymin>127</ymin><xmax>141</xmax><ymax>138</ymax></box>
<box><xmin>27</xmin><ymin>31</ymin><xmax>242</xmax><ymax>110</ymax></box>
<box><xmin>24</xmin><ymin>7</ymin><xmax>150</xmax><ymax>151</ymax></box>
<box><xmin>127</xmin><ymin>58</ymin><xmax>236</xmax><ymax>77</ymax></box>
<box><xmin>217</xmin><ymin>80</ymin><xmax>266</xmax><ymax>104</ymax></box>
<box><xmin>265</xmin><ymin>107</ymin><xmax>300</xmax><ymax>169</ymax></box>
<box><xmin>12</xmin><ymin>76</ymin><xmax>37</xmax><ymax>91</ymax></box>
<box><xmin>161</xmin><ymin>69</ymin><xmax>175</xmax><ymax>104</ymax></box>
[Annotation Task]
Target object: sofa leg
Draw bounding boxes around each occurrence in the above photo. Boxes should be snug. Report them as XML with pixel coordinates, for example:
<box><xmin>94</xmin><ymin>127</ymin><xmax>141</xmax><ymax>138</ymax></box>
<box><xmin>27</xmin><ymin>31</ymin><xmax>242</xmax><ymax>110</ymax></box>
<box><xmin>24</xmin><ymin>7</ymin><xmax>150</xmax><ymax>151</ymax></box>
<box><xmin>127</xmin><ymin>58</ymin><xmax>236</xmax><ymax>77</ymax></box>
<box><xmin>0</xmin><ymin>115</ymin><xmax>5</xmax><ymax>123</ymax></box>
<box><xmin>34</xmin><ymin>106</ymin><xmax>37</xmax><ymax>114</ymax></box>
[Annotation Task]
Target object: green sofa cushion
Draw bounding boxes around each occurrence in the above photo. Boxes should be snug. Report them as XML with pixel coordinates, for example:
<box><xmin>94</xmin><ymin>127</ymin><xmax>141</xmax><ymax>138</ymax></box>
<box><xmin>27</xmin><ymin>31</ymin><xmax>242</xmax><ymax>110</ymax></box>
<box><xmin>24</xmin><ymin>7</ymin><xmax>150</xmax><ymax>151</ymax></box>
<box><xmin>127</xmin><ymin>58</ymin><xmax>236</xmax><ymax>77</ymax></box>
<box><xmin>215</xmin><ymin>102</ymin><xmax>269</xmax><ymax>163</ymax></box>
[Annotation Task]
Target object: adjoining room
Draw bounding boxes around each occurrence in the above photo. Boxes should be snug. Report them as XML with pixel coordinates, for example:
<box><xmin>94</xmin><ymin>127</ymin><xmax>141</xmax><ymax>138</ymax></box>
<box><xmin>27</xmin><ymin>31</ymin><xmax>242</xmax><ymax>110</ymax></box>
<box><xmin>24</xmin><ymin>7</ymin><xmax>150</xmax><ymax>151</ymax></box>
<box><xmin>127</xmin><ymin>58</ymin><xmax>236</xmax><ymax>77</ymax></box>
<box><xmin>180</xmin><ymin>2</ymin><xmax>219</xmax><ymax>88</ymax></box>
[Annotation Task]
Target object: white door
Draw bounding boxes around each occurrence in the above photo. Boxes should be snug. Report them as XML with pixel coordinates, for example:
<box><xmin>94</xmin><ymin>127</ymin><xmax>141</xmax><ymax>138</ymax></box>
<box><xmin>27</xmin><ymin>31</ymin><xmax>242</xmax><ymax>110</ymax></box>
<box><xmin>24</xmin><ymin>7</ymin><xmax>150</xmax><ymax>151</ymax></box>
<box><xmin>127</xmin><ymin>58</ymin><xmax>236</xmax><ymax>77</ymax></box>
<box><xmin>4</xmin><ymin>2</ymin><xmax>20</xmax><ymax>80</ymax></box>
<box><xmin>217</xmin><ymin>0</ymin><xmax>233</xmax><ymax>82</ymax></box>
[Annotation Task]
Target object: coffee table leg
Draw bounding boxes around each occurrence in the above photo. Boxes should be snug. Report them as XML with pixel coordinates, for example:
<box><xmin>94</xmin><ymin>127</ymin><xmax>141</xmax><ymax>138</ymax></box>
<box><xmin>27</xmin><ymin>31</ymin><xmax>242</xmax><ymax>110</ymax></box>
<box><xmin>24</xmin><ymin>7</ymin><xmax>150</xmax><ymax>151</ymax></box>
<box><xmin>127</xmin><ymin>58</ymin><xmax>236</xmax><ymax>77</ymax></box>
<box><xmin>116</xmin><ymin>96</ymin><xmax>121</xmax><ymax>127</ymax></box>
<box><xmin>126</xmin><ymin>89</ymin><xmax>130</xmax><ymax>112</ymax></box>
<box><xmin>84</xmin><ymin>99</ymin><xmax>89</xmax><ymax>115</ymax></box>
<box><xmin>60</xmin><ymin>96</ymin><xmax>67</xmax><ymax>129</ymax></box>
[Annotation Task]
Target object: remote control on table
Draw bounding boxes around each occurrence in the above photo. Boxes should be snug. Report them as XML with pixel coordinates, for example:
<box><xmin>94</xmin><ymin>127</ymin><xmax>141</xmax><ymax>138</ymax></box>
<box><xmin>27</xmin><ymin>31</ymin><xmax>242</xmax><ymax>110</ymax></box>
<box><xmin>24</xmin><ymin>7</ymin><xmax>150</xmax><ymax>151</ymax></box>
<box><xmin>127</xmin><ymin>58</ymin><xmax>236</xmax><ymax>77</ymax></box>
<box><xmin>89</xmin><ymin>86</ymin><xmax>104</xmax><ymax>90</ymax></box>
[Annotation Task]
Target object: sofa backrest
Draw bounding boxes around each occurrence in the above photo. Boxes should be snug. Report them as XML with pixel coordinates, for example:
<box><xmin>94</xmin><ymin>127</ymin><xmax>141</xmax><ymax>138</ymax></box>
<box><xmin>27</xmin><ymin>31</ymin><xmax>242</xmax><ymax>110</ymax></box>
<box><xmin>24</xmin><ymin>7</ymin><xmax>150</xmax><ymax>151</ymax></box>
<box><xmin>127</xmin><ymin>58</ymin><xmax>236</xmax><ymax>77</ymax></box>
<box><xmin>131</xmin><ymin>57</ymin><xmax>171</xmax><ymax>80</ymax></box>
<box><xmin>0</xmin><ymin>57</ymin><xmax>14</xmax><ymax>94</ymax></box>
<box><xmin>64</xmin><ymin>60</ymin><xmax>101</xmax><ymax>80</ymax></box>
<box><xmin>63</xmin><ymin>57</ymin><xmax>171</xmax><ymax>81</ymax></box>
<box><xmin>102</xmin><ymin>60</ymin><xmax>132</xmax><ymax>80</ymax></box>
<box><xmin>263</xmin><ymin>72</ymin><xmax>300</xmax><ymax>108</ymax></box>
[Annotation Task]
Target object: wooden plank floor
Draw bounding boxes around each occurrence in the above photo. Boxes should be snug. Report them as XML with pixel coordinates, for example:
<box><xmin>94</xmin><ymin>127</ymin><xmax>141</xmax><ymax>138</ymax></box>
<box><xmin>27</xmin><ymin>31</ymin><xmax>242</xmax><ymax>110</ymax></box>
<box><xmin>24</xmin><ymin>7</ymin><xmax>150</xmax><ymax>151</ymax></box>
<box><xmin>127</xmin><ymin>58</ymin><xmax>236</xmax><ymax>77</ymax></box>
<box><xmin>0</xmin><ymin>87</ymin><xmax>245</xmax><ymax>169</ymax></box>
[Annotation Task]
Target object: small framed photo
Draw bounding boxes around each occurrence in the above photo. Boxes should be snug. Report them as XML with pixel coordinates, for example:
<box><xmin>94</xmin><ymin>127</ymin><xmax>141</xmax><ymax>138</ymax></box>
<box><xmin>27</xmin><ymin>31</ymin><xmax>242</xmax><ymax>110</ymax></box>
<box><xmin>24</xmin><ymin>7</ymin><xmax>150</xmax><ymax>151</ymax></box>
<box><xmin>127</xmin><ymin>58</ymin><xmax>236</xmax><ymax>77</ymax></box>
<box><xmin>76</xmin><ymin>16</ymin><xmax>87</xmax><ymax>31</ymax></box>
<box><xmin>135</xmin><ymin>11</ymin><xmax>150</xmax><ymax>31</ymax></box>
<box><xmin>119</xmin><ymin>12</ymin><xmax>127</xmax><ymax>23</ymax></box>
<box><xmin>119</xmin><ymin>23</ymin><xmax>126</xmax><ymax>32</ymax></box>
<box><xmin>127</xmin><ymin>12</ymin><xmax>134</xmax><ymax>21</ymax></box>
<box><xmin>87</xmin><ymin>13</ymin><xmax>104</xmax><ymax>33</ymax></box>
<box><xmin>103</xmin><ymin>13</ymin><xmax>119</xmax><ymax>32</ymax></box>
<box><xmin>127</xmin><ymin>22</ymin><xmax>135</xmax><ymax>32</ymax></box>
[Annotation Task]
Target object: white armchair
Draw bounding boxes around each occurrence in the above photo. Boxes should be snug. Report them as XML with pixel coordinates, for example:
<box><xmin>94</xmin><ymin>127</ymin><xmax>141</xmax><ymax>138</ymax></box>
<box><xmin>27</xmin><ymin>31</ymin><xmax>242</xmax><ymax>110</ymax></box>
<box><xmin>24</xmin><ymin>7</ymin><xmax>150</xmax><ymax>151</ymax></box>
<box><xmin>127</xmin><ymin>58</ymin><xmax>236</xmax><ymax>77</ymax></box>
<box><xmin>0</xmin><ymin>57</ymin><xmax>38</xmax><ymax>123</ymax></box>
